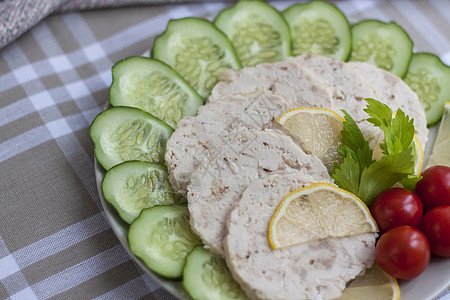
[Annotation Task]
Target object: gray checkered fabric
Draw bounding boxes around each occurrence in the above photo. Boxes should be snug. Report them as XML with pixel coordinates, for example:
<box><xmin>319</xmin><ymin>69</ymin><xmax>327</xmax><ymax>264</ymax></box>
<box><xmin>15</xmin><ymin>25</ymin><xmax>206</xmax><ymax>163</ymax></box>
<box><xmin>0</xmin><ymin>1</ymin><xmax>449</xmax><ymax>299</ymax></box>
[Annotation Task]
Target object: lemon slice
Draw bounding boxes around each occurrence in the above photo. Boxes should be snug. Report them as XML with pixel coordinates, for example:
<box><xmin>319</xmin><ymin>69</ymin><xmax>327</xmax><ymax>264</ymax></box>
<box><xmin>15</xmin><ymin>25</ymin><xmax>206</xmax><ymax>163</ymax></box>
<box><xmin>372</xmin><ymin>133</ymin><xmax>424</xmax><ymax>175</ymax></box>
<box><xmin>413</xmin><ymin>134</ymin><xmax>424</xmax><ymax>174</ymax></box>
<box><xmin>336</xmin><ymin>263</ymin><xmax>400</xmax><ymax>300</ymax></box>
<box><xmin>268</xmin><ymin>182</ymin><xmax>378</xmax><ymax>249</ymax></box>
<box><xmin>427</xmin><ymin>102</ymin><xmax>450</xmax><ymax>168</ymax></box>
<box><xmin>277</xmin><ymin>107</ymin><xmax>344</xmax><ymax>170</ymax></box>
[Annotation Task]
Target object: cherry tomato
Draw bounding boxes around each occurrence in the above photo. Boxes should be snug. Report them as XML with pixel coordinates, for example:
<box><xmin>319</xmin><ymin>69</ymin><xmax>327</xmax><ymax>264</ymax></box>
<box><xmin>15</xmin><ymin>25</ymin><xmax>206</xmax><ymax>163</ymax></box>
<box><xmin>375</xmin><ymin>226</ymin><xmax>430</xmax><ymax>280</ymax></box>
<box><xmin>415</xmin><ymin>165</ymin><xmax>450</xmax><ymax>212</ymax></box>
<box><xmin>420</xmin><ymin>206</ymin><xmax>450</xmax><ymax>257</ymax></box>
<box><xmin>370</xmin><ymin>188</ymin><xmax>423</xmax><ymax>233</ymax></box>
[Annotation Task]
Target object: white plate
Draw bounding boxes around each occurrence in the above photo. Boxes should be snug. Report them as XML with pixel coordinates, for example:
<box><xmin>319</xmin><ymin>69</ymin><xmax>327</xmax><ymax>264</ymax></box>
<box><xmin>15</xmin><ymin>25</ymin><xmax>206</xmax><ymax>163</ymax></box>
<box><xmin>94</xmin><ymin>122</ymin><xmax>450</xmax><ymax>300</ymax></box>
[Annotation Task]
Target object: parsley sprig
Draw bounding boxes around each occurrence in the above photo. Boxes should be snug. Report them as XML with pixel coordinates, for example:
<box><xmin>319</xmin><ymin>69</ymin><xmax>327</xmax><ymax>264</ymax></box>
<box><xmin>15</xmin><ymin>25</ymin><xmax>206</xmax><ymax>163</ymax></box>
<box><xmin>331</xmin><ymin>98</ymin><xmax>421</xmax><ymax>206</ymax></box>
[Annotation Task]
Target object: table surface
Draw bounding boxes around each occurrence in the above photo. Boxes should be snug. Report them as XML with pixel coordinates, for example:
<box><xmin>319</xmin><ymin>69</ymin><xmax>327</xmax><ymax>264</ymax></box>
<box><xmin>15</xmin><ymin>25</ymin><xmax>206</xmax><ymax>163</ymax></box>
<box><xmin>1</xmin><ymin>0</ymin><xmax>449</xmax><ymax>299</ymax></box>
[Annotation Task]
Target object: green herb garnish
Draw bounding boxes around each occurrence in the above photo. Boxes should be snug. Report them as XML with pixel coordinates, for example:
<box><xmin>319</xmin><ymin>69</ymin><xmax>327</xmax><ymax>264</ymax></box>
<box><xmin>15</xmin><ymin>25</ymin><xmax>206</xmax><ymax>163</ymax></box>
<box><xmin>332</xmin><ymin>98</ymin><xmax>421</xmax><ymax>206</ymax></box>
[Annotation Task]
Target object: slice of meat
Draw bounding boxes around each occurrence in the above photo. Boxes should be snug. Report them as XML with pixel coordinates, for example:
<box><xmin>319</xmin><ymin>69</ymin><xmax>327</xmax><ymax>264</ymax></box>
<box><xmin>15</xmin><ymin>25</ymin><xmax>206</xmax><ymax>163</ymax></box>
<box><xmin>209</xmin><ymin>57</ymin><xmax>335</xmax><ymax>109</ymax></box>
<box><xmin>224</xmin><ymin>171</ymin><xmax>377</xmax><ymax>300</ymax></box>
<box><xmin>348</xmin><ymin>61</ymin><xmax>428</xmax><ymax>149</ymax></box>
<box><xmin>166</xmin><ymin>92</ymin><xmax>291</xmax><ymax>195</ymax></box>
<box><xmin>166</xmin><ymin>88</ymin><xmax>333</xmax><ymax>195</ymax></box>
<box><xmin>295</xmin><ymin>54</ymin><xmax>376</xmax><ymax>122</ymax></box>
<box><xmin>187</xmin><ymin>129</ymin><xmax>329</xmax><ymax>256</ymax></box>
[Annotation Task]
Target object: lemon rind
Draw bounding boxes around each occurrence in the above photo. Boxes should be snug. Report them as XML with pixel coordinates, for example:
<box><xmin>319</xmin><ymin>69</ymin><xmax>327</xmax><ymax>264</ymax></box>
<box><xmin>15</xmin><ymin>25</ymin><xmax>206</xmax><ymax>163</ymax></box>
<box><xmin>277</xmin><ymin>107</ymin><xmax>345</xmax><ymax>124</ymax></box>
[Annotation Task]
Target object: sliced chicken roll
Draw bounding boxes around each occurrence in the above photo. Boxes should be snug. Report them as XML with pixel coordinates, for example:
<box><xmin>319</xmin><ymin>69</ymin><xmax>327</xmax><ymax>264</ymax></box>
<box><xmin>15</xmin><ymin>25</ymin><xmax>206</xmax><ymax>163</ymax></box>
<box><xmin>225</xmin><ymin>171</ymin><xmax>377</xmax><ymax>300</ymax></box>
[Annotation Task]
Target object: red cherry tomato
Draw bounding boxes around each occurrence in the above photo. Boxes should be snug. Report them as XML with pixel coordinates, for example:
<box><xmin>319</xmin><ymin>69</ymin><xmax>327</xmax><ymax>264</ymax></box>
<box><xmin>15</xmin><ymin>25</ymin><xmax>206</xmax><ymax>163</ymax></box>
<box><xmin>370</xmin><ymin>188</ymin><xmax>423</xmax><ymax>233</ymax></box>
<box><xmin>376</xmin><ymin>226</ymin><xmax>430</xmax><ymax>280</ymax></box>
<box><xmin>415</xmin><ymin>165</ymin><xmax>450</xmax><ymax>212</ymax></box>
<box><xmin>420</xmin><ymin>206</ymin><xmax>450</xmax><ymax>257</ymax></box>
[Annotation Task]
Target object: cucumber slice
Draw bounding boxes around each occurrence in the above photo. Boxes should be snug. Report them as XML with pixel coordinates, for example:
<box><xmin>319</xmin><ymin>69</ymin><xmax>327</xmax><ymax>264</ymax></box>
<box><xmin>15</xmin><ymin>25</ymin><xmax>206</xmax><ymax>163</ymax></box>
<box><xmin>109</xmin><ymin>56</ymin><xmax>203</xmax><ymax>129</ymax></box>
<box><xmin>102</xmin><ymin>161</ymin><xmax>181</xmax><ymax>224</ymax></box>
<box><xmin>404</xmin><ymin>52</ymin><xmax>450</xmax><ymax>127</ymax></box>
<box><xmin>283</xmin><ymin>0</ymin><xmax>351</xmax><ymax>61</ymax></box>
<box><xmin>349</xmin><ymin>20</ymin><xmax>413</xmax><ymax>78</ymax></box>
<box><xmin>90</xmin><ymin>106</ymin><xmax>173</xmax><ymax>170</ymax></box>
<box><xmin>183</xmin><ymin>246</ymin><xmax>246</xmax><ymax>300</ymax></box>
<box><xmin>128</xmin><ymin>205</ymin><xmax>202</xmax><ymax>279</ymax></box>
<box><xmin>214</xmin><ymin>1</ymin><xmax>291</xmax><ymax>67</ymax></box>
<box><xmin>152</xmin><ymin>17</ymin><xmax>242</xmax><ymax>99</ymax></box>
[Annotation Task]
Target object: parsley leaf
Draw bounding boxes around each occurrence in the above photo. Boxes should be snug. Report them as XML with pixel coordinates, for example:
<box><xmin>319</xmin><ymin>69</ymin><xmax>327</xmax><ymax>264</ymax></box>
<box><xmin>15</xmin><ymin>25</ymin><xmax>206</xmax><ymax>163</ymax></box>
<box><xmin>364</xmin><ymin>98</ymin><xmax>415</xmax><ymax>156</ymax></box>
<box><xmin>337</xmin><ymin>110</ymin><xmax>373</xmax><ymax>173</ymax></box>
<box><xmin>364</xmin><ymin>98</ymin><xmax>392</xmax><ymax>129</ymax></box>
<box><xmin>332</xmin><ymin>109</ymin><xmax>372</xmax><ymax>199</ymax></box>
<box><xmin>332</xmin><ymin>155</ymin><xmax>361</xmax><ymax>196</ymax></box>
<box><xmin>332</xmin><ymin>99</ymin><xmax>419</xmax><ymax>206</ymax></box>
<box><xmin>340</xmin><ymin>110</ymin><xmax>370</xmax><ymax>155</ymax></box>
<box><xmin>400</xmin><ymin>174</ymin><xmax>422</xmax><ymax>190</ymax></box>
<box><xmin>358</xmin><ymin>150</ymin><xmax>413</xmax><ymax>202</ymax></box>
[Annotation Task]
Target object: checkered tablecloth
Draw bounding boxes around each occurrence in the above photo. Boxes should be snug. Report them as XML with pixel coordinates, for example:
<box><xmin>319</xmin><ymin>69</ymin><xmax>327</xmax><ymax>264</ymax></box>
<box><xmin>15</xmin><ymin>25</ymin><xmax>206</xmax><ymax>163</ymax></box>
<box><xmin>0</xmin><ymin>0</ymin><xmax>449</xmax><ymax>299</ymax></box>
